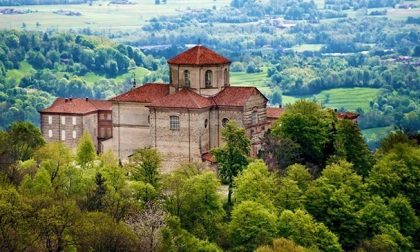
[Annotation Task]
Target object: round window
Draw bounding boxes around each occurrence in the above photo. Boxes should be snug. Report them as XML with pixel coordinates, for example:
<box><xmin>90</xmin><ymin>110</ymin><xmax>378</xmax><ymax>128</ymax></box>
<box><xmin>222</xmin><ymin>118</ymin><xmax>229</xmax><ymax>127</ymax></box>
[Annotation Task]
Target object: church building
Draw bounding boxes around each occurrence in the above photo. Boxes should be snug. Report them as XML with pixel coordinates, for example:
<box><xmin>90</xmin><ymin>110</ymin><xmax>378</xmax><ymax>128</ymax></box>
<box><xmin>39</xmin><ymin>45</ymin><xmax>284</xmax><ymax>171</ymax></box>
<box><xmin>102</xmin><ymin>45</ymin><xmax>283</xmax><ymax>171</ymax></box>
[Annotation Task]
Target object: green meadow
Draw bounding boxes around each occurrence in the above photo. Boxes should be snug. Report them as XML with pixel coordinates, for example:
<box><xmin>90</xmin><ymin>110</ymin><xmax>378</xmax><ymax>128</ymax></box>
<box><xmin>230</xmin><ymin>70</ymin><xmax>382</xmax><ymax>111</ymax></box>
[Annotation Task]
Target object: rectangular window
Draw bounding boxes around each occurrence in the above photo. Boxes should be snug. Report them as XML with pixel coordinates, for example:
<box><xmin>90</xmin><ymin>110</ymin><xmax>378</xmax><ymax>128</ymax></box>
<box><xmin>100</xmin><ymin>113</ymin><xmax>105</xmax><ymax>120</ymax></box>
<box><xmin>48</xmin><ymin>116</ymin><xmax>52</xmax><ymax>125</ymax></box>
<box><xmin>170</xmin><ymin>116</ymin><xmax>180</xmax><ymax>130</ymax></box>
<box><xmin>72</xmin><ymin>116</ymin><xmax>76</xmax><ymax>125</ymax></box>
<box><xmin>100</xmin><ymin>127</ymin><xmax>105</xmax><ymax>138</ymax></box>
<box><xmin>72</xmin><ymin>130</ymin><xmax>76</xmax><ymax>139</ymax></box>
<box><xmin>106</xmin><ymin>113</ymin><xmax>112</xmax><ymax>120</ymax></box>
<box><xmin>61</xmin><ymin>116</ymin><xmax>66</xmax><ymax>125</ymax></box>
<box><xmin>61</xmin><ymin>130</ymin><xmax>66</xmax><ymax>141</ymax></box>
<box><xmin>252</xmin><ymin>111</ymin><xmax>258</xmax><ymax>124</ymax></box>
<box><xmin>106</xmin><ymin>128</ymin><xmax>112</xmax><ymax>137</ymax></box>
<box><xmin>48</xmin><ymin>129</ymin><xmax>52</xmax><ymax>138</ymax></box>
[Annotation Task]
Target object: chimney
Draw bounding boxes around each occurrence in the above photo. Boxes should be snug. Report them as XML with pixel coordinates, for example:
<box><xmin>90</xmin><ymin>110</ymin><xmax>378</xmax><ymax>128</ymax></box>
<box><xmin>131</xmin><ymin>73</ymin><xmax>137</xmax><ymax>89</ymax></box>
<box><xmin>65</xmin><ymin>98</ymin><xmax>68</xmax><ymax>102</ymax></box>
<box><xmin>85</xmin><ymin>97</ymin><xmax>89</xmax><ymax>101</ymax></box>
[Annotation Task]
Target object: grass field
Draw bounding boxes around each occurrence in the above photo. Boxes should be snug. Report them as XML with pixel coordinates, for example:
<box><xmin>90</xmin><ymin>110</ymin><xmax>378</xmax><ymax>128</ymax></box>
<box><xmin>362</xmin><ymin>126</ymin><xmax>393</xmax><ymax>147</ymax></box>
<box><xmin>230</xmin><ymin>69</ymin><xmax>381</xmax><ymax>111</ymax></box>
<box><xmin>312</xmin><ymin>87</ymin><xmax>382</xmax><ymax>111</ymax></box>
<box><xmin>0</xmin><ymin>0</ymin><xmax>231</xmax><ymax>31</ymax></box>
<box><xmin>6</xmin><ymin>61</ymin><xmax>35</xmax><ymax>83</ymax></box>
<box><xmin>230</xmin><ymin>68</ymin><xmax>271</xmax><ymax>95</ymax></box>
<box><xmin>284</xmin><ymin>87</ymin><xmax>383</xmax><ymax>111</ymax></box>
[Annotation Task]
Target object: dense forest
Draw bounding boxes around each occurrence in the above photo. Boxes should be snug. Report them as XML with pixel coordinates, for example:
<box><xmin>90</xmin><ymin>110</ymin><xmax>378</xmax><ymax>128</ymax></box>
<box><xmin>0</xmin><ymin>30</ymin><xmax>167</xmax><ymax>129</ymax></box>
<box><xmin>0</xmin><ymin>100</ymin><xmax>419</xmax><ymax>251</ymax></box>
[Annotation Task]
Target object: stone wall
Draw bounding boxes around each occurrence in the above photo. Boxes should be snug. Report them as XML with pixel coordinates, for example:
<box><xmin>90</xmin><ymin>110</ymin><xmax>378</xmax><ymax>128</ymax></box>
<box><xmin>169</xmin><ymin>63</ymin><xmax>229</xmax><ymax>96</ymax></box>
<box><xmin>150</xmin><ymin>108</ymin><xmax>211</xmax><ymax>172</ymax></box>
<box><xmin>40</xmin><ymin>113</ymin><xmax>91</xmax><ymax>149</ymax></box>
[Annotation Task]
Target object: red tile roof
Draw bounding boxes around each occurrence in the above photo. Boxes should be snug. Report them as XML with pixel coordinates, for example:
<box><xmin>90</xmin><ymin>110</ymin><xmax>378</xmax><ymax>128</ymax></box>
<box><xmin>148</xmin><ymin>88</ymin><xmax>215</xmax><ymax>109</ymax></box>
<box><xmin>111</xmin><ymin>83</ymin><xmax>169</xmax><ymax>103</ymax></box>
<box><xmin>213</xmin><ymin>86</ymin><xmax>268</xmax><ymax>107</ymax></box>
<box><xmin>266</xmin><ymin>107</ymin><xmax>285</xmax><ymax>119</ymax></box>
<box><xmin>168</xmin><ymin>45</ymin><xmax>231</xmax><ymax>65</ymax></box>
<box><xmin>336</xmin><ymin>112</ymin><xmax>359</xmax><ymax>120</ymax></box>
<box><xmin>40</xmin><ymin>98</ymin><xmax>111</xmax><ymax>114</ymax></box>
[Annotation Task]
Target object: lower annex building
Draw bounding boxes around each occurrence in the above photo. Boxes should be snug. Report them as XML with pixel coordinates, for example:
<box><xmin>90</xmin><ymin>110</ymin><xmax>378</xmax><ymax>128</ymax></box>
<box><xmin>39</xmin><ymin>45</ymin><xmax>284</xmax><ymax>171</ymax></box>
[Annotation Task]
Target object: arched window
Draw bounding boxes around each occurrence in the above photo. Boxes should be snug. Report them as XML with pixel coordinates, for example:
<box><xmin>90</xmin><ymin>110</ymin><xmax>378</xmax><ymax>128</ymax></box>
<box><xmin>204</xmin><ymin>119</ymin><xmax>208</xmax><ymax>128</ymax></box>
<box><xmin>224</xmin><ymin>68</ymin><xmax>228</xmax><ymax>86</ymax></box>
<box><xmin>205</xmin><ymin>70</ymin><xmax>212</xmax><ymax>87</ymax></box>
<box><xmin>222</xmin><ymin>118</ymin><xmax>229</xmax><ymax>127</ymax></box>
<box><xmin>184</xmin><ymin>70</ymin><xmax>190</xmax><ymax>87</ymax></box>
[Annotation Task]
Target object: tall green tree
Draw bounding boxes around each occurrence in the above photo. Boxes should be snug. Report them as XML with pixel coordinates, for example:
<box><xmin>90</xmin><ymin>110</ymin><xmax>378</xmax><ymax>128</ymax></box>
<box><xmin>76</xmin><ymin>132</ymin><xmax>96</xmax><ymax>168</ymax></box>
<box><xmin>130</xmin><ymin>147</ymin><xmax>161</xmax><ymax>188</ymax></box>
<box><xmin>212</xmin><ymin>121</ymin><xmax>250</xmax><ymax>207</ymax></box>
<box><xmin>335</xmin><ymin>119</ymin><xmax>373</xmax><ymax>177</ymax></box>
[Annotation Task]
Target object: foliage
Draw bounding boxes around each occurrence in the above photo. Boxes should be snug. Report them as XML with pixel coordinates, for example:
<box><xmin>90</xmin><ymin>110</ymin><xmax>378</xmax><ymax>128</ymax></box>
<box><xmin>272</xmin><ymin>100</ymin><xmax>336</xmax><ymax>169</ymax></box>
<box><xmin>278</xmin><ymin>209</ymin><xmax>343</xmax><ymax>252</ymax></box>
<box><xmin>212</xmin><ymin>120</ymin><xmax>250</xmax><ymax>207</ymax></box>
<box><xmin>229</xmin><ymin>201</ymin><xmax>278</xmax><ymax>252</ymax></box>
<box><xmin>129</xmin><ymin>147</ymin><xmax>161</xmax><ymax>188</ymax></box>
<box><xmin>76</xmin><ymin>132</ymin><xmax>96</xmax><ymax>168</ymax></box>
<box><xmin>335</xmin><ymin>119</ymin><xmax>373</xmax><ymax>177</ymax></box>
<box><xmin>256</xmin><ymin>237</ymin><xmax>308</xmax><ymax>252</ymax></box>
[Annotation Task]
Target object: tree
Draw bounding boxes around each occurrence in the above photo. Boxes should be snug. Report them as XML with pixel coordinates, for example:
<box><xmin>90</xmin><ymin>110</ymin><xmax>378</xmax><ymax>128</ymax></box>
<box><xmin>305</xmin><ymin>161</ymin><xmax>368</xmax><ymax>249</ymax></box>
<box><xmin>130</xmin><ymin>147</ymin><xmax>161</xmax><ymax>188</ymax></box>
<box><xmin>125</xmin><ymin>202</ymin><xmax>165</xmax><ymax>252</ymax></box>
<box><xmin>229</xmin><ymin>201</ymin><xmax>278</xmax><ymax>252</ymax></box>
<box><xmin>272</xmin><ymin>100</ymin><xmax>336</xmax><ymax>170</ymax></box>
<box><xmin>76</xmin><ymin>132</ymin><xmax>96</xmax><ymax>168</ymax></box>
<box><xmin>234</xmin><ymin>160</ymin><xmax>277</xmax><ymax>209</ymax></box>
<box><xmin>85</xmin><ymin>172</ymin><xmax>107</xmax><ymax>211</ymax></box>
<box><xmin>256</xmin><ymin>238</ymin><xmax>308</xmax><ymax>252</ymax></box>
<box><xmin>368</xmin><ymin>143</ymin><xmax>420</xmax><ymax>211</ymax></box>
<box><xmin>259</xmin><ymin>132</ymin><xmax>302</xmax><ymax>172</ymax></box>
<box><xmin>212</xmin><ymin>121</ymin><xmax>250</xmax><ymax>207</ymax></box>
<box><xmin>335</xmin><ymin>119</ymin><xmax>373</xmax><ymax>177</ymax></box>
<box><xmin>278</xmin><ymin>209</ymin><xmax>343</xmax><ymax>252</ymax></box>
<box><xmin>1</xmin><ymin>121</ymin><xmax>45</xmax><ymax>163</ymax></box>
<box><xmin>168</xmin><ymin>170</ymin><xmax>225</xmax><ymax>241</ymax></box>
<box><xmin>74</xmin><ymin>212</ymin><xmax>139</xmax><ymax>251</ymax></box>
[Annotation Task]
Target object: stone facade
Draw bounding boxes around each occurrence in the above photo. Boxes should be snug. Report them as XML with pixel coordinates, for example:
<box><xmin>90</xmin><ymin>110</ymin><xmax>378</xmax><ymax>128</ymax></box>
<box><xmin>39</xmin><ymin>98</ymin><xmax>112</xmax><ymax>152</ymax></box>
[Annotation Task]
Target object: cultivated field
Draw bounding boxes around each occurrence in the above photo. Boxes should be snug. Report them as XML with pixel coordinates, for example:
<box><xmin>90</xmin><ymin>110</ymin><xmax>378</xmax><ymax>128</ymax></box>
<box><xmin>0</xmin><ymin>0</ymin><xmax>231</xmax><ymax>31</ymax></box>
<box><xmin>230</xmin><ymin>68</ymin><xmax>271</xmax><ymax>95</ymax></box>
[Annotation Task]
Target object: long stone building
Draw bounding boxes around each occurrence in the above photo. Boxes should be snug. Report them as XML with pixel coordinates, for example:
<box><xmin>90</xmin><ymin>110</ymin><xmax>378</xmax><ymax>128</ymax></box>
<box><xmin>40</xmin><ymin>97</ymin><xmax>112</xmax><ymax>151</ymax></box>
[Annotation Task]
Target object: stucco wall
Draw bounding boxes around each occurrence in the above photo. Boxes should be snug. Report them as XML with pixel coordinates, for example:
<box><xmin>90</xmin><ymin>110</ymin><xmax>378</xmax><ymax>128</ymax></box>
<box><xmin>110</xmin><ymin>102</ymin><xmax>152</xmax><ymax>161</ymax></box>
